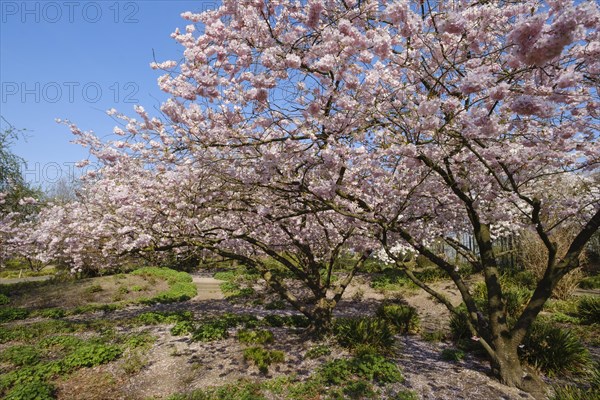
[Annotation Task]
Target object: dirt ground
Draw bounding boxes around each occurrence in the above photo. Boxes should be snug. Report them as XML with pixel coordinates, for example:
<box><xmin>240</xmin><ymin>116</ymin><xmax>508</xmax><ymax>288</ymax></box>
<box><xmin>47</xmin><ymin>274</ymin><xmax>542</xmax><ymax>400</ymax></box>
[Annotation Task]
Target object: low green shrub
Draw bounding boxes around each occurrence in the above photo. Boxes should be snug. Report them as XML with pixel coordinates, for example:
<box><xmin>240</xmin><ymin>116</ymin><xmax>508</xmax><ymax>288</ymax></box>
<box><xmin>330</xmin><ymin>380</ymin><xmax>376</xmax><ymax>399</ymax></box>
<box><xmin>171</xmin><ymin>321</ymin><xmax>195</xmax><ymax>336</ymax></box>
<box><xmin>544</xmin><ymin>298</ymin><xmax>579</xmax><ymax>315</ymax></box>
<box><xmin>351</xmin><ymin>350</ymin><xmax>404</xmax><ymax>383</ymax></box>
<box><xmin>192</xmin><ymin>322</ymin><xmax>229</xmax><ymax>342</ymax></box>
<box><xmin>0</xmin><ymin>306</ymin><xmax>29</xmax><ymax>322</ymax></box>
<box><xmin>0</xmin><ymin>320</ymin><xmax>82</xmax><ymax>344</ymax></box>
<box><xmin>167</xmin><ymin>379</ymin><xmax>266</xmax><ymax>400</ymax></box>
<box><xmin>449</xmin><ymin>306</ymin><xmax>484</xmax><ymax>352</ymax></box>
<box><xmin>579</xmin><ymin>275</ymin><xmax>600</xmax><ymax>290</ymax></box>
<box><xmin>5</xmin><ymin>381</ymin><xmax>55</xmax><ymax>400</ymax></box>
<box><xmin>520</xmin><ymin>320</ymin><xmax>591</xmax><ymax>376</ymax></box>
<box><xmin>371</xmin><ymin>269</ymin><xmax>417</xmax><ymax>291</ymax></box>
<box><xmin>0</xmin><ymin>294</ymin><xmax>10</xmax><ymax>305</ymax></box>
<box><xmin>334</xmin><ymin>317</ymin><xmax>395</xmax><ymax>352</ymax></box>
<box><xmin>414</xmin><ymin>267</ymin><xmax>448</xmax><ymax>283</ymax></box>
<box><xmin>34</xmin><ymin>308</ymin><xmax>66</xmax><ymax>319</ymax></box>
<box><xmin>263</xmin><ymin>314</ymin><xmax>309</xmax><ymax>328</ymax></box>
<box><xmin>264</xmin><ymin>299</ymin><xmax>287</xmax><ymax>310</ymax></box>
<box><xmin>62</xmin><ymin>343</ymin><xmax>122</xmax><ymax>370</ymax></box>
<box><xmin>318</xmin><ymin>350</ymin><xmax>403</xmax><ymax>385</ymax></box>
<box><xmin>122</xmin><ymin>332</ymin><xmax>156</xmax><ymax>350</ymax></box>
<box><xmin>420</xmin><ymin>330</ymin><xmax>446</xmax><ymax>342</ymax></box>
<box><xmin>84</xmin><ymin>284</ymin><xmax>103</xmax><ymax>294</ymax></box>
<box><xmin>551</xmin><ymin>366</ymin><xmax>600</xmax><ymax>400</ymax></box>
<box><xmin>0</xmin><ymin>345</ymin><xmax>40</xmax><ymax>366</ymax></box>
<box><xmin>243</xmin><ymin>346</ymin><xmax>285</xmax><ymax>374</ymax></box>
<box><xmin>136</xmin><ymin>310</ymin><xmax>193</xmax><ymax>325</ymax></box>
<box><xmin>213</xmin><ymin>271</ymin><xmax>238</xmax><ymax>281</ymax></box>
<box><xmin>376</xmin><ymin>303</ymin><xmax>420</xmax><ymax>334</ymax></box>
<box><xmin>305</xmin><ymin>344</ymin><xmax>331</xmax><ymax>359</ymax></box>
<box><xmin>318</xmin><ymin>358</ymin><xmax>352</xmax><ymax>385</ymax></box>
<box><xmin>440</xmin><ymin>348</ymin><xmax>465</xmax><ymax>362</ymax></box>
<box><xmin>391</xmin><ymin>390</ymin><xmax>420</xmax><ymax>400</ymax></box>
<box><xmin>237</xmin><ymin>329</ymin><xmax>274</xmax><ymax>345</ymax></box>
<box><xmin>577</xmin><ymin>296</ymin><xmax>600</xmax><ymax>325</ymax></box>
<box><xmin>39</xmin><ymin>335</ymin><xmax>84</xmax><ymax>352</ymax></box>
<box><xmin>220</xmin><ymin>282</ymin><xmax>255</xmax><ymax>300</ymax></box>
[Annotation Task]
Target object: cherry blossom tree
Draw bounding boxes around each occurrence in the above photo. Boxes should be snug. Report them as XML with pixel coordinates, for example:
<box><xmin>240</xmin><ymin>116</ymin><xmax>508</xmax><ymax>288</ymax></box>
<box><xmin>132</xmin><ymin>0</ymin><xmax>596</xmax><ymax>394</ymax></box>
<box><xmin>14</xmin><ymin>0</ymin><xmax>599</xmax><ymax>394</ymax></box>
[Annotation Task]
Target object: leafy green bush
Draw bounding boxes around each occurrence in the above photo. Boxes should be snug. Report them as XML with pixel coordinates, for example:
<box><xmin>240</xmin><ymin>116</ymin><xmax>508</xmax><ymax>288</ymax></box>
<box><xmin>376</xmin><ymin>303</ymin><xmax>420</xmax><ymax>334</ymax></box>
<box><xmin>62</xmin><ymin>343</ymin><xmax>122</xmax><ymax>370</ymax></box>
<box><xmin>449</xmin><ymin>306</ymin><xmax>483</xmax><ymax>352</ymax></box>
<box><xmin>186</xmin><ymin>312</ymin><xmax>258</xmax><ymax>339</ymax></box>
<box><xmin>579</xmin><ymin>275</ymin><xmax>600</xmax><ymax>290</ymax></box>
<box><xmin>85</xmin><ymin>284</ymin><xmax>103</xmax><ymax>294</ymax></box>
<box><xmin>122</xmin><ymin>333</ymin><xmax>156</xmax><ymax>350</ymax></box>
<box><xmin>551</xmin><ymin>366</ymin><xmax>600</xmax><ymax>400</ymax></box>
<box><xmin>136</xmin><ymin>310</ymin><xmax>193</xmax><ymax>325</ymax></box>
<box><xmin>263</xmin><ymin>314</ymin><xmax>310</xmax><ymax>328</ymax></box>
<box><xmin>334</xmin><ymin>317</ymin><xmax>395</xmax><ymax>352</ymax></box>
<box><xmin>391</xmin><ymin>390</ymin><xmax>420</xmax><ymax>400</ymax></box>
<box><xmin>318</xmin><ymin>358</ymin><xmax>352</xmax><ymax>385</ymax></box>
<box><xmin>329</xmin><ymin>380</ymin><xmax>376</xmax><ymax>399</ymax></box>
<box><xmin>520</xmin><ymin>320</ymin><xmax>591</xmax><ymax>376</ymax></box>
<box><xmin>220</xmin><ymin>281</ymin><xmax>255</xmax><ymax>300</ymax></box>
<box><xmin>414</xmin><ymin>267</ymin><xmax>448</xmax><ymax>283</ymax></box>
<box><xmin>305</xmin><ymin>344</ymin><xmax>331</xmax><ymax>359</ymax></box>
<box><xmin>420</xmin><ymin>330</ymin><xmax>446</xmax><ymax>342</ymax></box>
<box><xmin>0</xmin><ymin>306</ymin><xmax>29</xmax><ymax>322</ymax></box>
<box><xmin>0</xmin><ymin>320</ymin><xmax>82</xmax><ymax>344</ymax></box>
<box><xmin>237</xmin><ymin>329</ymin><xmax>274</xmax><ymax>345</ymax></box>
<box><xmin>0</xmin><ymin>294</ymin><xmax>10</xmax><ymax>305</ymax></box>
<box><xmin>318</xmin><ymin>350</ymin><xmax>403</xmax><ymax>385</ymax></box>
<box><xmin>243</xmin><ymin>346</ymin><xmax>285</xmax><ymax>374</ymax></box>
<box><xmin>167</xmin><ymin>379</ymin><xmax>266</xmax><ymax>400</ymax></box>
<box><xmin>577</xmin><ymin>296</ymin><xmax>600</xmax><ymax>325</ymax></box>
<box><xmin>0</xmin><ymin>345</ymin><xmax>40</xmax><ymax>366</ymax></box>
<box><xmin>351</xmin><ymin>350</ymin><xmax>404</xmax><ymax>383</ymax></box>
<box><xmin>34</xmin><ymin>308</ymin><xmax>66</xmax><ymax>319</ymax></box>
<box><xmin>39</xmin><ymin>335</ymin><xmax>84</xmax><ymax>352</ymax></box>
<box><xmin>171</xmin><ymin>321</ymin><xmax>195</xmax><ymax>336</ymax></box>
<box><xmin>440</xmin><ymin>348</ymin><xmax>465</xmax><ymax>362</ymax></box>
<box><xmin>5</xmin><ymin>381</ymin><xmax>55</xmax><ymax>400</ymax></box>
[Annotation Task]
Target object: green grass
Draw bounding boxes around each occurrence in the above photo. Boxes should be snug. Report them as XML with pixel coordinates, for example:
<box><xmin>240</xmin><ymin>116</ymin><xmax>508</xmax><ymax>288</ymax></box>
<box><xmin>370</xmin><ymin>269</ymin><xmax>417</xmax><ymax>291</ymax></box>
<box><xmin>132</xmin><ymin>267</ymin><xmax>197</xmax><ymax>304</ymax></box>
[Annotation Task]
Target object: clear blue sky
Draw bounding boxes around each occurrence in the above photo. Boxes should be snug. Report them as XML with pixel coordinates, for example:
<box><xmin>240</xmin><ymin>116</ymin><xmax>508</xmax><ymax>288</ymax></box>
<box><xmin>0</xmin><ymin>0</ymin><xmax>215</xmax><ymax>187</ymax></box>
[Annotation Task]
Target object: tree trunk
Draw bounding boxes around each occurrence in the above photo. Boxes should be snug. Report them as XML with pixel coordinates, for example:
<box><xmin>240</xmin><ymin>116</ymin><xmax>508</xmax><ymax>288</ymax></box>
<box><xmin>305</xmin><ymin>297</ymin><xmax>335</xmax><ymax>337</ymax></box>
<box><xmin>491</xmin><ymin>339</ymin><xmax>547</xmax><ymax>399</ymax></box>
